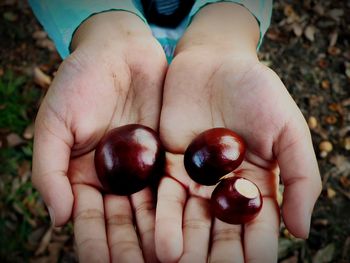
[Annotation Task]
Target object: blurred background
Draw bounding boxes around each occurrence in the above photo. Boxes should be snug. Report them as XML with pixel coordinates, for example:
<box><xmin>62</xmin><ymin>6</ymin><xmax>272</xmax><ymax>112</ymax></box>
<box><xmin>0</xmin><ymin>0</ymin><xmax>349</xmax><ymax>262</ymax></box>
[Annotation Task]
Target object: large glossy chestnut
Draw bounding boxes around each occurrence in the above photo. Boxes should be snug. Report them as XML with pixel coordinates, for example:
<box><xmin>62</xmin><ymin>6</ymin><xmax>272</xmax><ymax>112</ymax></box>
<box><xmin>211</xmin><ymin>176</ymin><xmax>262</xmax><ymax>224</ymax></box>
<box><xmin>184</xmin><ymin>128</ymin><xmax>246</xmax><ymax>185</ymax></box>
<box><xmin>94</xmin><ymin>124</ymin><xmax>165</xmax><ymax>195</ymax></box>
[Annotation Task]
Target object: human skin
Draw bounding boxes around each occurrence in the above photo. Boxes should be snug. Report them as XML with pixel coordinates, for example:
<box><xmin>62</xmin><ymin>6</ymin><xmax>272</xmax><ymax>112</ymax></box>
<box><xmin>156</xmin><ymin>3</ymin><xmax>322</xmax><ymax>263</ymax></box>
<box><xmin>32</xmin><ymin>12</ymin><xmax>167</xmax><ymax>263</ymax></box>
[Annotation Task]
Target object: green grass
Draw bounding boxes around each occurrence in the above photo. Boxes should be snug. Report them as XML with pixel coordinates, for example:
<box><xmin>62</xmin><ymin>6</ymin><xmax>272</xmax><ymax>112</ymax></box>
<box><xmin>0</xmin><ymin>70</ymin><xmax>41</xmax><ymax>133</ymax></box>
<box><xmin>0</xmin><ymin>70</ymin><xmax>47</xmax><ymax>261</ymax></box>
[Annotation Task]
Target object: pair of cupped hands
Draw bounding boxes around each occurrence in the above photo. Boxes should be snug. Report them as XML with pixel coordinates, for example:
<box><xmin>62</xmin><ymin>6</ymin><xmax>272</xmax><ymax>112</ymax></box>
<box><xmin>32</xmin><ymin>5</ymin><xmax>321</xmax><ymax>263</ymax></box>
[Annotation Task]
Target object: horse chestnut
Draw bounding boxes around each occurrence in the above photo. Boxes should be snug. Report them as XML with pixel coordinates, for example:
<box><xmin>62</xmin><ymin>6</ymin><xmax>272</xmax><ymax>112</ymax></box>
<box><xmin>211</xmin><ymin>176</ymin><xmax>262</xmax><ymax>224</ymax></box>
<box><xmin>94</xmin><ymin>124</ymin><xmax>165</xmax><ymax>195</ymax></box>
<box><xmin>184</xmin><ymin>128</ymin><xmax>245</xmax><ymax>185</ymax></box>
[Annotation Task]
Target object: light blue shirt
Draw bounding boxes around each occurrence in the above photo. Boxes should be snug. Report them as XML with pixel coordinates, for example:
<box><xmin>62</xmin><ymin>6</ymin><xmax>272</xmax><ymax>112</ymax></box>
<box><xmin>29</xmin><ymin>0</ymin><xmax>272</xmax><ymax>61</ymax></box>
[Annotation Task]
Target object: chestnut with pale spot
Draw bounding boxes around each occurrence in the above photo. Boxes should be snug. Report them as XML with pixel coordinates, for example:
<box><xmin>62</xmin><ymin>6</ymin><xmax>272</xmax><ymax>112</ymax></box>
<box><xmin>94</xmin><ymin>124</ymin><xmax>165</xmax><ymax>195</ymax></box>
<box><xmin>211</xmin><ymin>176</ymin><xmax>263</xmax><ymax>224</ymax></box>
<box><xmin>184</xmin><ymin>128</ymin><xmax>246</xmax><ymax>185</ymax></box>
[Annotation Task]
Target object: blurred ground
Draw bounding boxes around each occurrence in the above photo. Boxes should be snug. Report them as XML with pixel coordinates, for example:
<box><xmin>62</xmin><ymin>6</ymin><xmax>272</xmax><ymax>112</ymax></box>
<box><xmin>0</xmin><ymin>0</ymin><xmax>349</xmax><ymax>262</ymax></box>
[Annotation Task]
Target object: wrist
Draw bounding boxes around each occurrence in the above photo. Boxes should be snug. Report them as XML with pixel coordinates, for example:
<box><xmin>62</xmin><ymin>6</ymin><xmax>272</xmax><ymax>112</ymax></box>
<box><xmin>71</xmin><ymin>11</ymin><xmax>152</xmax><ymax>54</ymax></box>
<box><xmin>175</xmin><ymin>2</ymin><xmax>259</xmax><ymax>57</ymax></box>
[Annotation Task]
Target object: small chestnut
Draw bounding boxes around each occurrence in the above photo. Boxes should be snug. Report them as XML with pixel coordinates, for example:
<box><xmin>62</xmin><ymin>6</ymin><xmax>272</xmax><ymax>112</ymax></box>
<box><xmin>211</xmin><ymin>176</ymin><xmax>262</xmax><ymax>224</ymax></box>
<box><xmin>184</xmin><ymin>128</ymin><xmax>246</xmax><ymax>185</ymax></box>
<box><xmin>94</xmin><ymin>124</ymin><xmax>165</xmax><ymax>195</ymax></box>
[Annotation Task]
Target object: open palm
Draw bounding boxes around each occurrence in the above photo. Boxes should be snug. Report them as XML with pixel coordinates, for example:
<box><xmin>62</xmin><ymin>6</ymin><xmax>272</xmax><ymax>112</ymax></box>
<box><xmin>32</xmin><ymin>18</ymin><xmax>167</xmax><ymax>262</ymax></box>
<box><xmin>156</xmin><ymin>48</ymin><xmax>321</xmax><ymax>263</ymax></box>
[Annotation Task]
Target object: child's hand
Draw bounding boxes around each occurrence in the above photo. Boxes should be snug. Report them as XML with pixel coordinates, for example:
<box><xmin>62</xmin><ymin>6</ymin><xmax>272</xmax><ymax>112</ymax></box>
<box><xmin>155</xmin><ymin>3</ymin><xmax>321</xmax><ymax>262</ymax></box>
<box><xmin>32</xmin><ymin>12</ymin><xmax>167</xmax><ymax>262</ymax></box>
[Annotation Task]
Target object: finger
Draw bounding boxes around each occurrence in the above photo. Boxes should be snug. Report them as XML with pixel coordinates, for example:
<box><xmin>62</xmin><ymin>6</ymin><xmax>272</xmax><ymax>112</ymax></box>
<box><xmin>179</xmin><ymin>197</ymin><xmax>211</xmax><ymax>263</ymax></box>
<box><xmin>104</xmin><ymin>194</ymin><xmax>144</xmax><ymax>263</ymax></box>
<box><xmin>209</xmin><ymin>219</ymin><xmax>243</xmax><ymax>263</ymax></box>
<box><xmin>131</xmin><ymin>188</ymin><xmax>157</xmax><ymax>263</ymax></box>
<box><xmin>32</xmin><ymin>112</ymin><xmax>74</xmax><ymax>226</ymax></box>
<box><xmin>155</xmin><ymin>176</ymin><xmax>187</xmax><ymax>262</ymax></box>
<box><xmin>73</xmin><ymin>184</ymin><xmax>109</xmax><ymax>263</ymax></box>
<box><xmin>244</xmin><ymin>198</ymin><xmax>280</xmax><ymax>263</ymax></box>
<box><xmin>274</xmin><ymin>121</ymin><xmax>322</xmax><ymax>238</ymax></box>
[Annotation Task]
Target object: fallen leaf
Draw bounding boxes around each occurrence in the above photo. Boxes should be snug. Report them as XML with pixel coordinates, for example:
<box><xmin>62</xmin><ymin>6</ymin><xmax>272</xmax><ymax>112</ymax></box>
<box><xmin>342</xmin><ymin>137</ymin><xmax>350</xmax><ymax>151</ymax></box>
<box><xmin>35</xmin><ymin>226</ymin><xmax>53</xmax><ymax>256</ymax></box>
<box><xmin>284</xmin><ymin>4</ymin><xmax>300</xmax><ymax>23</ymax></box>
<box><xmin>313</xmin><ymin>3</ymin><xmax>324</xmax><ymax>16</ymax></box>
<box><xmin>6</xmin><ymin>133</ymin><xmax>25</xmax><ymax>147</ymax></box>
<box><xmin>313</xmin><ymin>218</ymin><xmax>329</xmax><ymax>227</ymax></box>
<box><xmin>32</xmin><ymin>30</ymin><xmax>47</xmax><ymax>40</ymax></box>
<box><xmin>345</xmin><ymin>62</ymin><xmax>350</xmax><ymax>79</ymax></box>
<box><xmin>321</xmin><ymin>79</ymin><xmax>330</xmax><ymax>89</ymax></box>
<box><xmin>47</xmin><ymin>242</ymin><xmax>64</xmax><ymax>263</ymax></box>
<box><xmin>329</xmin><ymin>31</ymin><xmax>338</xmax><ymax>47</ymax></box>
<box><xmin>33</xmin><ymin>67</ymin><xmax>51</xmax><ymax>89</ymax></box>
<box><xmin>327</xmin><ymin>187</ymin><xmax>336</xmax><ymax>199</ymax></box>
<box><xmin>278</xmin><ymin>238</ymin><xmax>303</xmax><ymax>259</ymax></box>
<box><xmin>327</xmin><ymin>46</ymin><xmax>341</xmax><ymax>56</ymax></box>
<box><xmin>339</xmin><ymin>176</ymin><xmax>350</xmax><ymax>188</ymax></box>
<box><xmin>329</xmin><ymin>9</ymin><xmax>344</xmax><ymax>22</ymax></box>
<box><xmin>17</xmin><ymin>160</ymin><xmax>31</xmax><ymax>180</ymax></box>
<box><xmin>342</xmin><ymin>236</ymin><xmax>350</xmax><ymax>259</ymax></box>
<box><xmin>3</xmin><ymin>11</ymin><xmax>18</xmax><ymax>21</ymax></box>
<box><xmin>36</xmin><ymin>39</ymin><xmax>56</xmax><ymax>52</ymax></box>
<box><xmin>324</xmin><ymin>115</ymin><xmax>337</xmax><ymax>125</ymax></box>
<box><xmin>308</xmin><ymin>116</ymin><xmax>318</xmax><ymax>129</ymax></box>
<box><xmin>317</xmin><ymin>58</ymin><xmax>328</xmax><ymax>69</ymax></box>
<box><xmin>312</xmin><ymin>243</ymin><xmax>335</xmax><ymax>263</ymax></box>
<box><xmin>304</xmin><ymin>25</ymin><xmax>316</xmax><ymax>42</ymax></box>
<box><xmin>280</xmin><ymin>255</ymin><xmax>298</xmax><ymax>263</ymax></box>
<box><xmin>23</xmin><ymin>123</ymin><xmax>35</xmax><ymax>140</ymax></box>
<box><xmin>329</xmin><ymin>155</ymin><xmax>350</xmax><ymax>175</ymax></box>
<box><xmin>292</xmin><ymin>23</ymin><xmax>303</xmax><ymax>37</ymax></box>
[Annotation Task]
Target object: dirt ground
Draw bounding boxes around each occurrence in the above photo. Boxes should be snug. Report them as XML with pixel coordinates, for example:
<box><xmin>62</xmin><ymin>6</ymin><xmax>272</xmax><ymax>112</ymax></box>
<box><xmin>0</xmin><ymin>0</ymin><xmax>349</xmax><ymax>262</ymax></box>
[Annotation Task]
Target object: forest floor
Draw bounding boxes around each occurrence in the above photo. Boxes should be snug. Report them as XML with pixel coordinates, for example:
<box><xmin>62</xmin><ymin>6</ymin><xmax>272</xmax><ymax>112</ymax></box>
<box><xmin>0</xmin><ymin>0</ymin><xmax>349</xmax><ymax>262</ymax></box>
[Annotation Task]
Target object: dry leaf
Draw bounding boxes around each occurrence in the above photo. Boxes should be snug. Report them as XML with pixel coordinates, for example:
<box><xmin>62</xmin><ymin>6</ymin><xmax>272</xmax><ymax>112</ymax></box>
<box><xmin>32</xmin><ymin>30</ymin><xmax>47</xmax><ymax>40</ymax></box>
<box><xmin>284</xmin><ymin>4</ymin><xmax>299</xmax><ymax>23</ymax></box>
<box><xmin>324</xmin><ymin>115</ymin><xmax>337</xmax><ymax>125</ymax></box>
<box><xmin>339</xmin><ymin>176</ymin><xmax>350</xmax><ymax>188</ymax></box>
<box><xmin>321</xmin><ymin>79</ymin><xmax>330</xmax><ymax>89</ymax></box>
<box><xmin>342</xmin><ymin>236</ymin><xmax>350</xmax><ymax>259</ymax></box>
<box><xmin>329</xmin><ymin>155</ymin><xmax>350</xmax><ymax>175</ymax></box>
<box><xmin>36</xmin><ymin>39</ymin><xmax>56</xmax><ymax>52</ymax></box>
<box><xmin>308</xmin><ymin>116</ymin><xmax>318</xmax><ymax>129</ymax></box>
<box><xmin>313</xmin><ymin>219</ymin><xmax>329</xmax><ymax>227</ymax></box>
<box><xmin>313</xmin><ymin>243</ymin><xmax>335</xmax><ymax>263</ymax></box>
<box><xmin>292</xmin><ymin>23</ymin><xmax>303</xmax><ymax>37</ymax></box>
<box><xmin>329</xmin><ymin>9</ymin><xmax>344</xmax><ymax>22</ymax></box>
<box><xmin>313</xmin><ymin>3</ymin><xmax>324</xmax><ymax>16</ymax></box>
<box><xmin>329</xmin><ymin>31</ymin><xmax>338</xmax><ymax>47</ymax></box>
<box><xmin>281</xmin><ymin>255</ymin><xmax>298</xmax><ymax>263</ymax></box>
<box><xmin>23</xmin><ymin>123</ymin><xmax>35</xmax><ymax>140</ymax></box>
<box><xmin>6</xmin><ymin>133</ymin><xmax>25</xmax><ymax>147</ymax></box>
<box><xmin>35</xmin><ymin>226</ymin><xmax>53</xmax><ymax>256</ymax></box>
<box><xmin>304</xmin><ymin>25</ymin><xmax>316</xmax><ymax>42</ymax></box>
<box><xmin>17</xmin><ymin>160</ymin><xmax>31</xmax><ymax>179</ymax></box>
<box><xmin>317</xmin><ymin>58</ymin><xmax>328</xmax><ymax>69</ymax></box>
<box><xmin>33</xmin><ymin>67</ymin><xmax>51</xmax><ymax>89</ymax></box>
<box><xmin>345</xmin><ymin>62</ymin><xmax>350</xmax><ymax>79</ymax></box>
<box><xmin>327</xmin><ymin>46</ymin><xmax>341</xmax><ymax>56</ymax></box>
<box><xmin>47</xmin><ymin>242</ymin><xmax>64</xmax><ymax>262</ymax></box>
<box><xmin>327</xmin><ymin>187</ymin><xmax>336</xmax><ymax>199</ymax></box>
<box><xmin>343</xmin><ymin>137</ymin><xmax>350</xmax><ymax>151</ymax></box>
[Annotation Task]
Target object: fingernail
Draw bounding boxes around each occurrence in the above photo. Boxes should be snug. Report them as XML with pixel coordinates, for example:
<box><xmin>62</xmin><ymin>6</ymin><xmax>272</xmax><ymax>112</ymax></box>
<box><xmin>48</xmin><ymin>206</ymin><xmax>55</xmax><ymax>226</ymax></box>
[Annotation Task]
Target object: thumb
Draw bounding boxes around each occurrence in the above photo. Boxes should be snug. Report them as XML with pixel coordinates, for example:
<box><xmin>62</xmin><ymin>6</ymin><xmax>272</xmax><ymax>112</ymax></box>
<box><xmin>32</xmin><ymin>112</ymin><xmax>74</xmax><ymax>226</ymax></box>
<box><xmin>274</xmin><ymin>117</ymin><xmax>322</xmax><ymax>238</ymax></box>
